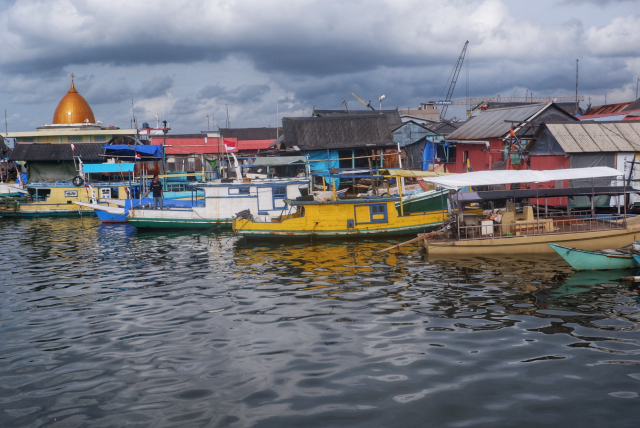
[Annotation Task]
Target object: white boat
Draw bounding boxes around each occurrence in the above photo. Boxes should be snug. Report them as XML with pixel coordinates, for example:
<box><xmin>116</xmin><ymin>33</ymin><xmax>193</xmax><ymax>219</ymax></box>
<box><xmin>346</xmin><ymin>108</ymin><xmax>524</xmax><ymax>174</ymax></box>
<box><xmin>127</xmin><ymin>178</ymin><xmax>309</xmax><ymax>229</ymax></box>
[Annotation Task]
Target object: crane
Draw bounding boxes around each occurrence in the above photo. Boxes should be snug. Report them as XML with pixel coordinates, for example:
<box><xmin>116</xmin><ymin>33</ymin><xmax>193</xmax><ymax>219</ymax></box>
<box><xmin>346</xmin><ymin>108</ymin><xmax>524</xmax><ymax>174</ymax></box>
<box><xmin>350</xmin><ymin>92</ymin><xmax>375</xmax><ymax>111</ymax></box>
<box><xmin>439</xmin><ymin>41</ymin><xmax>469</xmax><ymax>120</ymax></box>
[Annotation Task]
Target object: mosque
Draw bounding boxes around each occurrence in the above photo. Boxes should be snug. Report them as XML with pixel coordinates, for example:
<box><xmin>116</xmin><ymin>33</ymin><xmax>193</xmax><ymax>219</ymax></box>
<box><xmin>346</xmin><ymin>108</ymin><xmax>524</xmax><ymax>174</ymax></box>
<box><xmin>6</xmin><ymin>74</ymin><xmax>136</xmax><ymax>144</ymax></box>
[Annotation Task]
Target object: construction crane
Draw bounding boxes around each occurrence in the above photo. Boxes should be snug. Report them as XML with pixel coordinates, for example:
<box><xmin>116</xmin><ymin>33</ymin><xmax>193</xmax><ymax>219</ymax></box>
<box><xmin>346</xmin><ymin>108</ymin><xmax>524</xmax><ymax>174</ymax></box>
<box><xmin>439</xmin><ymin>41</ymin><xmax>469</xmax><ymax>120</ymax></box>
<box><xmin>350</xmin><ymin>92</ymin><xmax>375</xmax><ymax>111</ymax></box>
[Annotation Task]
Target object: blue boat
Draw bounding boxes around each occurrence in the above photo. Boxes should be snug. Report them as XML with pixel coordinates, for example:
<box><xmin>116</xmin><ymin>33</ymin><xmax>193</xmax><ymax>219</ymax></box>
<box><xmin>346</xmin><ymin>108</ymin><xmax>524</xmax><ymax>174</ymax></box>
<box><xmin>548</xmin><ymin>243</ymin><xmax>639</xmax><ymax>271</ymax></box>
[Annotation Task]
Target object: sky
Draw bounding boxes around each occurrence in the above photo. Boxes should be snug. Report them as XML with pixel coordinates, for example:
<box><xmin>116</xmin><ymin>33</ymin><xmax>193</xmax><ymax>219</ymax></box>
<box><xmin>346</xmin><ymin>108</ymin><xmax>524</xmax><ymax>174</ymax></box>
<box><xmin>1</xmin><ymin>0</ymin><xmax>640</xmax><ymax>134</ymax></box>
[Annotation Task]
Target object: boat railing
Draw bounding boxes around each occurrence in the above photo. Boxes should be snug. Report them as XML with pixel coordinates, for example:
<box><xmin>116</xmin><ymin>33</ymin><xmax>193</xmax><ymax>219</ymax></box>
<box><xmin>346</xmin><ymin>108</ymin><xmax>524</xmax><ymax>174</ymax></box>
<box><xmin>455</xmin><ymin>212</ymin><xmax>627</xmax><ymax>241</ymax></box>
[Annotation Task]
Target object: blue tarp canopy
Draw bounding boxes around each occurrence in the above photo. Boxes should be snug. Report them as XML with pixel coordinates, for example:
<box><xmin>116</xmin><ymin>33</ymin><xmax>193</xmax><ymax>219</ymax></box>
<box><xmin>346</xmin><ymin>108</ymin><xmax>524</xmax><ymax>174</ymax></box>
<box><xmin>307</xmin><ymin>150</ymin><xmax>340</xmax><ymax>187</ymax></box>
<box><xmin>102</xmin><ymin>144</ymin><xmax>162</xmax><ymax>159</ymax></box>
<box><xmin>83</xmin><ymin>163</ymin><xmax>136</xmax><ymax>173</ymax></box>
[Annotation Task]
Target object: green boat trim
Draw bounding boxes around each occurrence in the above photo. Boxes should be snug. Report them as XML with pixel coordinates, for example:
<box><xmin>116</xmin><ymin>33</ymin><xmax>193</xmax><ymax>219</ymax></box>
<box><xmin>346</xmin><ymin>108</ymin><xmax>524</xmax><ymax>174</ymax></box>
<box><xmin>237</xmin><ymin>221</ymin><xmax>442</xmax><ymax>239</ymax></box>
<box><xmin>127</xmin><ymin>217</ymin><xmax>232</xmax><ymax>230</ymax></box>
<box><xmin>395</xmin><ymin>189</ymin><xmax>449</xmax><ymax>214</ymax></box>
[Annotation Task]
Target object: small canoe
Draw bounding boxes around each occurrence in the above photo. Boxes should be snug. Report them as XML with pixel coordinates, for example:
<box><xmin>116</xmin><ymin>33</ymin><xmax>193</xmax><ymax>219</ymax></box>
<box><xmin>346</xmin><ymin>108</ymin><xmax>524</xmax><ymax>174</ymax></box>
<box><xmin>548</xmin><ymin>243</ymin><xmax>638</xmax><ymax>271</ymax></box>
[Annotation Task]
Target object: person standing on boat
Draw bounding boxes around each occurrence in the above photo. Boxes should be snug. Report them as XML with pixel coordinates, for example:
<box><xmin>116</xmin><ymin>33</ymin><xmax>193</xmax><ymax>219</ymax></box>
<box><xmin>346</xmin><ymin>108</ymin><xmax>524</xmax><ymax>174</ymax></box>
<box><xmin>145</xmin><ymin>175</ymin><xmax>164</xmax><ymax>209</ymax></box>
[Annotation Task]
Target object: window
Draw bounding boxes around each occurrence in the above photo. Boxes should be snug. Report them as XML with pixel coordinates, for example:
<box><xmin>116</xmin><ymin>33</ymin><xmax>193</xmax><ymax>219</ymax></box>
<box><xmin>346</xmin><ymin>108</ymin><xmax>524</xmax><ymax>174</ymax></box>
<box><xmin>238</xmin><ymin>187</ymin><xmax>250</xmax><ymax>194</ymax></box>
<box><xmin>21</xmin><ymin>137</ymin><xmax>33</xmax><ymax>142</ymax></box>
<box><xmin>273</xmin><ymin>187</ymin><xmax>286</xmax><ymax>198</ymax></box>
<box><xmin>94</xmin><ymin>135</ymin><xmax>106</xmax><ymax>142</ymax></box>
<box><xmin>68</xmin><ymin>136</ymin><xmax>83</xmax><ymax>143</ymax></box>
<box><xmin>369</xmin><ymin>204</ymin><xmax>388</xmax><ymax>223</ymax></box>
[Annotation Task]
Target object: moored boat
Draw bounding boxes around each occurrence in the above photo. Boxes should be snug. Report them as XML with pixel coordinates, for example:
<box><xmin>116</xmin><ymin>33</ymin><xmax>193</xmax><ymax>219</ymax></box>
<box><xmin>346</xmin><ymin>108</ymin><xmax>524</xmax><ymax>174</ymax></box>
<box><xmin>127</xmin><ymin>178</ymin><xmax>309</xmax><ymax>229</ymax></box>
<box><xmin>548</xmin><ymin>243</ymin><xmax>639</xmax><ymax>271</ymax></box>
<box><xmin>232</xmin><ymin>196</ymin><xmax>448</xmax><ymax>239</ymax></box>
<box><xmin>418</xmin><ymin>167</ymin><xmax>640</xmax><ymax>256</ymax></box>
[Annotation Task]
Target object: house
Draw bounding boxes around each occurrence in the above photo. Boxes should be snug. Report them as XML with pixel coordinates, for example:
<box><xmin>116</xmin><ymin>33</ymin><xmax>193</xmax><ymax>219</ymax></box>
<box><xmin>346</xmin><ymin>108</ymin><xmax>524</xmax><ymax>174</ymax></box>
<box><xmin>148</xmin><ymin>128</ymin><xmax>277</xmax><ymax>175</ymax></box>
<box><xmin>9</xmin><ymin>143</ymin><xmax>105</xmax><ymax>182</ymax></box>
<box><xmin>526</xmin><ymin>121</ymin><xmax>640</xmax><ymax>207</ymax></box>
<box><xmin>271</xmin><ymin>115</ymin><xmax>397</xmax><ymax>185</ymax></box>
<box><xmin>391</xmin><ymin>121</ymin><xmax>437</xmax><ymax>170</ymax></box>
<box><xmin>444</xmin><ymin>103</ymin><xmax>577</xmax><ymax>173</ymax></box>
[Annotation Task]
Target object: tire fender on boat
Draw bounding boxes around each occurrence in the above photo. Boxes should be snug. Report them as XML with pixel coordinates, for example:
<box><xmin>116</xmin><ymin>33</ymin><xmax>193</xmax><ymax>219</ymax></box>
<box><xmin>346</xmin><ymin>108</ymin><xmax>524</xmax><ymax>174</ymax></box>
<box><xmin>72</xmin><ymin>176</ymin><xmax>84</xmax><ymax>187</ymax></box>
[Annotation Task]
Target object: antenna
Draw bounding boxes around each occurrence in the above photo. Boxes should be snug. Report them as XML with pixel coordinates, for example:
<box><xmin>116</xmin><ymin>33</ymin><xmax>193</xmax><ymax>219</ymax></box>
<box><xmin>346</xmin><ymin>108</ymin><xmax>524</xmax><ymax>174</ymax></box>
<box><xmin>156</xmin><ymin>114</ymin><xmax>159</xmax><ymax>128</ymax></box>
<box><xmin>636</xmin><ymin>76</ymin><xmax>639</xmax><ymax>100</ymax></box>
<box><xmin>5</xmin><ymin>109</ymin><xmax>7</xmax><ymax>136</ymax></box>
<box><xmin>225</xmin><ymin>104</ymin><xmax>230</xmax><ymax>128</ymax></box>
<box><xmin>131</xmin><ymin>93</ymin><xmax>137</xmax><ymax>129</ymax></box>
<box><xmin>207</xmin><ymin>114</ymin><xmax>210</xmax><ymax>131</ymax></box>
<box><xmin>378</xmin><ymin>95</ymin><xmax>386</xmax><ymax>113</ymax></box>
<box><xmin>276</xmin><ymin>100</ymin><xmax>279</xmax><ymax>139</ymax></box>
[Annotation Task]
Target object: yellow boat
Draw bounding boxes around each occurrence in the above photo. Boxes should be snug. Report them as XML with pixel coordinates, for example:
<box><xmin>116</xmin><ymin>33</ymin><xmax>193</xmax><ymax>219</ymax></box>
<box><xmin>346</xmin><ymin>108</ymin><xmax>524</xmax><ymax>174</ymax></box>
<box><xmin>0</xmin><ymin>182</ymin><xmax>130</xmax><ymax>217</ymax></box>
<box><xmin>232</xmin><ymin>196</ymin><xmax>449</xmax><ymax>239</ymax></box>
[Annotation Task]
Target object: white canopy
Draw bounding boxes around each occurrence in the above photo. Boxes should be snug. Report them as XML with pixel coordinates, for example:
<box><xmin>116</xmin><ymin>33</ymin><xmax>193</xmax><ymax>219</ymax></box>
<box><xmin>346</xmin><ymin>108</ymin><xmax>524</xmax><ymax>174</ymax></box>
<box><xmin>424</xmin><ymin>167</ymin><xmax>623</xmax><ymax>190</ymax></box>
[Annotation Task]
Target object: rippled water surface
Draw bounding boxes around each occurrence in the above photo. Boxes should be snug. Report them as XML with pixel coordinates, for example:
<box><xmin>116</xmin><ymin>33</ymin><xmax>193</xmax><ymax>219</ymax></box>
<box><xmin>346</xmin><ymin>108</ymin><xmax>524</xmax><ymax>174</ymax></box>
<box><xmin>1</xmin><ymin>217</ymin><xmax>640</xmax><ymax>427</ymax></box>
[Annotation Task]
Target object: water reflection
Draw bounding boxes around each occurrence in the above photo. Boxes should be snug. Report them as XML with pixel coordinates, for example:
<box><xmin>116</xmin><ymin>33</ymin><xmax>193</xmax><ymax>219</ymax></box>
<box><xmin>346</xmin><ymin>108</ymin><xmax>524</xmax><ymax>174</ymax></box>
<box><xmin>0</xmin><ymin>217</ymin><xmax>638</xmax><ymax>428</ymax></box>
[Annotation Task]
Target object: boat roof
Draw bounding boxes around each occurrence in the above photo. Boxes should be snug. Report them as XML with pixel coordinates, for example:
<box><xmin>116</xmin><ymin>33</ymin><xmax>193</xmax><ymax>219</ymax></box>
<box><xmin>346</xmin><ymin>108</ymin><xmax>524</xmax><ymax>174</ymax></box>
<box><xmin>424</xmin><ymin>167</ymin><xmax>622</xmax><ymax>190</ymax></box>
<box><xmin>453</xmin><ymin>186</ymin><xmax>638</xmax><ymax>202</ymax></box>
<box><xmin>285</xmin><ymin>196</ymin><xmax>401</xmax><ymax>205</ymax></box>
<box><xmin>378</xmin><ymin>169</ymin><xmax>454</xmax><ymax>178</ymax></box>
<box><xmin>187</xmin><ymin>178</ymin><xmax>308</xmax><ymax>189</ymax></box>
<box><xmin>83</xmin><ymin>163</ymin><xmax>135</xmax><ymax>173</ymax></box>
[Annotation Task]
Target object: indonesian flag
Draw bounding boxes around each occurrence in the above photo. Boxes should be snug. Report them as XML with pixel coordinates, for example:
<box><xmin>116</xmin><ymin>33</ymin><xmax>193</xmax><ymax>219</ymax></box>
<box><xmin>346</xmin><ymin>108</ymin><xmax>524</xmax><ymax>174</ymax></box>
<box><xmin>223</xmin><ymin>139</ymin><xmax>237</xmax><ymax>152</ymax></box>
<box><xmin>135</xmin><ymin>153</ymin><xmax>141</xmax><ymax>159</ymax></box>
<box><xmin>70</xmin><ymin>143</ymin><xmax>76</xmax><ymax>151</ymax></box>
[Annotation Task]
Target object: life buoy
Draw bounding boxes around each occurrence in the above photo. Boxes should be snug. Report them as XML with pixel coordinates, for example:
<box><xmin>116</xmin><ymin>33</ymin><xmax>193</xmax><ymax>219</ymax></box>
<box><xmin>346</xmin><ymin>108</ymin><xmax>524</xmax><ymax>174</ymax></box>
<box><xmin>72</xmin><ymin>176</ymin><xmax>84</xmax><ymax>187</ymax></box>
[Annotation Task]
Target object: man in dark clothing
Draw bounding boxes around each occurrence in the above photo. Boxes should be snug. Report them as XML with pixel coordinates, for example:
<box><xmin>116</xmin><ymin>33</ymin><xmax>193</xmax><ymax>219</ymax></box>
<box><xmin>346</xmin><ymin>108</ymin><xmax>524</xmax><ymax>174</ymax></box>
<box><xmin>144</xmin><ymin>174</ymin><xmax>164</xmax><ymax>209</ymax></box>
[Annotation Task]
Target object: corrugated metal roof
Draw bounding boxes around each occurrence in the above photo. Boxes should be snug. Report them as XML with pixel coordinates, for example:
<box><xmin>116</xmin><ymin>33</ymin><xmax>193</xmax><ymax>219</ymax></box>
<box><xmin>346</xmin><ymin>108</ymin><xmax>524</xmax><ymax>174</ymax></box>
<box><xmin>9</xmin><ymin>143</ymin><xmax>105</xmax><ymax>161</ymax></box>
<box><xmin>585</xmin><ymin>102</ymin><xmax>632</xmax><ymax>115</ymax></box>
<box><xmin>545</xmin><ymin>122</ymin><xmax>640</xmax><ymax>153</ymax></box>
<box><xmin>447</xmin><ymin>103</ymin><xmax>549</xmax><ymax>140</ymax></box>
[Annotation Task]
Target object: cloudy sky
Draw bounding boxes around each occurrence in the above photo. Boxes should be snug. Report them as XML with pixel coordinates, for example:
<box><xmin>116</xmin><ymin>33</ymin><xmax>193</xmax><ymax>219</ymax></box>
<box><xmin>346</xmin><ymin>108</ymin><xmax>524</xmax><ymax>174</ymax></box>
<box><xmin>1</xmin><ymin>0</ymin><xmax>639</xmax><ymax>134</ymax></box>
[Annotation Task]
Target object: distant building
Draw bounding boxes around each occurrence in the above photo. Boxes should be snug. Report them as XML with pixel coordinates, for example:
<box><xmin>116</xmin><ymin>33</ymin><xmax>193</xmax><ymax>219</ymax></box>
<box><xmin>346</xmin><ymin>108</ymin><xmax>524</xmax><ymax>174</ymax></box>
<box><xmin>400</xmin><ymin>103</ymin><xmax>441</xmax><ymax>124</ymax></box>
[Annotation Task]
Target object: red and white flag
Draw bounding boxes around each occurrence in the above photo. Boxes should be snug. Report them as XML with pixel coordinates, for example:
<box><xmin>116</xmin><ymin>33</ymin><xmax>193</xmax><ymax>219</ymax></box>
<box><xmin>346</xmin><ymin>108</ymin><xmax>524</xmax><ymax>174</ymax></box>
<box><xmin>70</xmin><ymin>143</ymin><xmax>76</xmax><ymax>151</ymax></box>
<box><xmin>223</xmin><ymin>139</ymin><xmax>237</xmax><ymax>152</ymax></box>
<box><xmin>135</xmin><ymin>153</ymin><xmax>141</xmax><ymax>159</ymax></box>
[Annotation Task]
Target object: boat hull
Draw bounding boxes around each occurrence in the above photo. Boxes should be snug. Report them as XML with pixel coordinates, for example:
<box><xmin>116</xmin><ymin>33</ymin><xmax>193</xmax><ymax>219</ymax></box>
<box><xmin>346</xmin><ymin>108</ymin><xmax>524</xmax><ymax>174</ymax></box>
<box><xmin>127</xmin><ymin>217</ymin><xmax>230</xmax><ymax>230</ymax></box>
<box><xmin>548</xmin><ymin>243</ymin><xmax>638</xmax><ymax>270</ymax></box>
<box><xmin>422</xmin><ymin>225</ymin><xmax>640</xmax><ymax>256</ymax></box>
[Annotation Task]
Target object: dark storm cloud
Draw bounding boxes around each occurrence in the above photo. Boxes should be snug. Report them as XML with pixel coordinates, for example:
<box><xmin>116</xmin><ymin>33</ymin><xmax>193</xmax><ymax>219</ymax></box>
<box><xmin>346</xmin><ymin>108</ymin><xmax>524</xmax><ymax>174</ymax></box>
<box><xmin>198</xmin><ymin>83</ymin><xmax>270</xmax><ymax>104</ymax></box>
<box><xmin>84</xmin><ymin>79</ymin><xmax>132</xmax><ymax>105</ymax></box>
<box><xmin>137</xmin><ymin>76</ymin><xmax>174</xmax><ymax>99</ymax></box>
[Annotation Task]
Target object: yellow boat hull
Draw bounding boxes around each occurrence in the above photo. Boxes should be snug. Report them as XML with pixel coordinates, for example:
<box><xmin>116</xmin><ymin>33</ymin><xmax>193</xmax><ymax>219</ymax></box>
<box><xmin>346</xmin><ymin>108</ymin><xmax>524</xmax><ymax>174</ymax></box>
<box><xmin>233</xmin><ymin>198</ymin><xmax>449</xmax><ymax>239</ymax></box>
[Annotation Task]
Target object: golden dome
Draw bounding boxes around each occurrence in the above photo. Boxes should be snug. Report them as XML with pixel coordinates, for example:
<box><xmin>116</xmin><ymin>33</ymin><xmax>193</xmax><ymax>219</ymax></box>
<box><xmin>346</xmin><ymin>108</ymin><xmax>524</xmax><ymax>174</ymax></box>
<box><xmin>52</xmin><ymin>75</ymin><xmax>95</xmax><ymax>124</ymax></box>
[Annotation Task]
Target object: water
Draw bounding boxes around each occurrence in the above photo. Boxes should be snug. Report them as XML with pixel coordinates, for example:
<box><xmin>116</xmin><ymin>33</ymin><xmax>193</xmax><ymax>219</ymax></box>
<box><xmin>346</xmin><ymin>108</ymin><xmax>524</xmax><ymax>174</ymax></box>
<box><xmin>1</xmin><ymin>217</ymin><xmax>639</xmax><ymax>428</ymax></box>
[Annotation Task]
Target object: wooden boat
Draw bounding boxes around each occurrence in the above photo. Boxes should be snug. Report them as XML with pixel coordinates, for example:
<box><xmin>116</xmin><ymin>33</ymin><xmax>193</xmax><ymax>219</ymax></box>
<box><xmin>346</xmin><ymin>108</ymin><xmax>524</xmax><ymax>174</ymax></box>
<box><xmin>548</xmin><ymin>243</ymin><xmax>638</xmax><ymax>271</ymax></box>
<box><xmin>232</xmin><ymin>196</ymin><xmax>448</xmax><ymax>239</ymax></box>
<box><xmin>418</xmin><ymin>167</ymin><xmax>640</xmax><ymax>256</ymax></box>
<box><xmin>127</xmin><ymin>178</ymin><xmax>308</xmax><ymax>229</ymax></box>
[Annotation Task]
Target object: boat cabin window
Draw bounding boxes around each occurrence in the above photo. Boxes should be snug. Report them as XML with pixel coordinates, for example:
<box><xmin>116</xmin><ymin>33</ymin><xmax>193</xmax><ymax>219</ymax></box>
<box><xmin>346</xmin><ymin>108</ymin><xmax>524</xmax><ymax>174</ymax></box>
<box><xmin>111</xmin><ymin>188</ymin><xmax>119</xmax><ymax>199</ymax></box>
<box><xmin>273</xmin><ymin>187</ymin><xmax>286</xmax><ymax>198</ymax></box>
<box><xmin>29</xmin><ymin>188</ymin><xmax>51</xmax><ymax>202</ymax></box>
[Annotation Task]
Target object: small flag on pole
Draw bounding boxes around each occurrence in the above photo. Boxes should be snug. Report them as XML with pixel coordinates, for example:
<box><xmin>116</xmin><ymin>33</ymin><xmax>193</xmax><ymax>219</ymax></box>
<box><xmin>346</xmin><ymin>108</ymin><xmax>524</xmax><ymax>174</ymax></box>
<box><xmin>135</xmin><ymin>153</ymin><xmax>141</xmax><ymax>159</ymax></box>
<box><xmin>223</xmin><ymin>139</ymin><xmax>237</xmax><ymax>152</ymax></box>
<box><xmin>70</xmin><ymin>143</ymin><xmax>76</xmax><ymax>151</ymax></box>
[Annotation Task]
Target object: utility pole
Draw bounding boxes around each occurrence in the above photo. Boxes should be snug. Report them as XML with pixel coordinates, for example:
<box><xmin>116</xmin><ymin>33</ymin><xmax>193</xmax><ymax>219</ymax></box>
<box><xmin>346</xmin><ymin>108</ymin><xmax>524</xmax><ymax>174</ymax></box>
<box><xmin>636</xmin><ymin>76</ymin><xmax>639</xmax><ymax>100</ymax></box>
<box><xmin>225</xmin><ymin>105</ymin><xmax>230</xmax><ymax>128</ymax></box>
<box><xmin>276</xmin><ymin>100</ymin><xmax>279</xmax><ymax>139</ymax></box>
<box><xmin>575</xmin><ymin>59</ymin><xmax>579</xmax><ymax>115</ymax></box>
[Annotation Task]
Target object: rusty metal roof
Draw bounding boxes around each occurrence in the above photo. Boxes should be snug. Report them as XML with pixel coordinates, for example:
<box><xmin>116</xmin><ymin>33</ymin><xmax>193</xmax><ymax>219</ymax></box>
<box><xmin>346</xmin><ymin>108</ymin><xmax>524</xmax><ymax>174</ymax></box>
<box><xmin>585</xmin><ymin>102</ymin><xmax>632</xmax><ymax>115</ymax></box>
<box><xmin>447</xmin><ymin>103</ymin><xmax>551</xmax><ymax>140</ymax></box>
<box><xmin>545</xmin><ymin>122</ymin><xmax>640</xmax><ymax>153</ymax></box>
